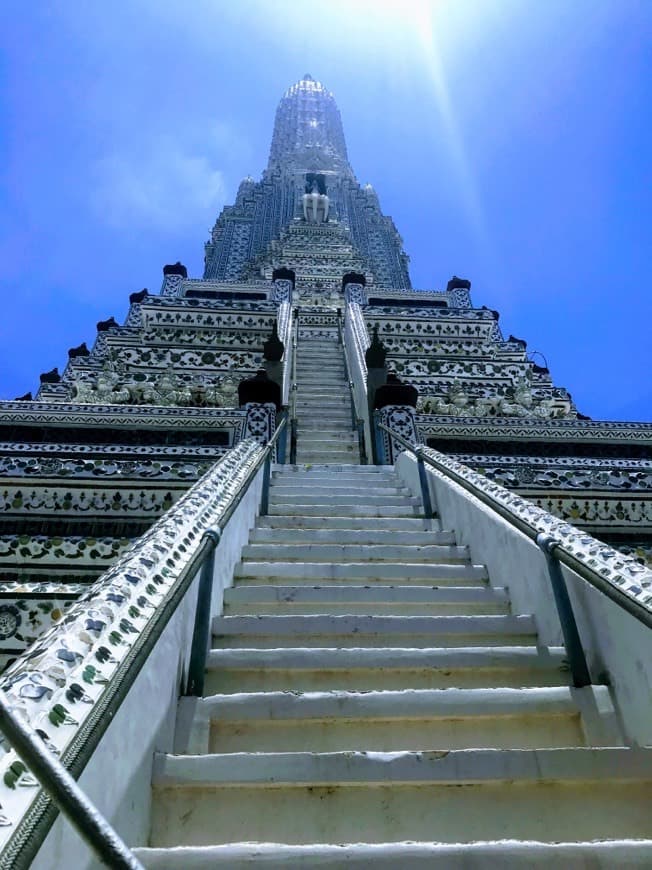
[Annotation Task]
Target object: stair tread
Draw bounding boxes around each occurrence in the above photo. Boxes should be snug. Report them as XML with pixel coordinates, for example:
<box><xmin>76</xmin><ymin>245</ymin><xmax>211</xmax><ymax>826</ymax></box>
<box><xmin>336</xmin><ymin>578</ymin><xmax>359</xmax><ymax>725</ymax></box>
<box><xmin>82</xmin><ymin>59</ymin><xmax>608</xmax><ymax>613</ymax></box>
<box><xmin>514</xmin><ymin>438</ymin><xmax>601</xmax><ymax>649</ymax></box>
<box><xmin>198</xmin><ymin>685</ymin><xmax>586</xmax><ymax>721</ymax></box>
<box><xmin>213</xmin><ymin>614</ymin><xmax>535</xmax><ymax>636</ymax></box>
<box><xmin>134</xmin><ymin>841</ymin><xmax>652</xmax><ymax>868</ymax></box>
<box><xmin>206</xmin><ymin>646</ymin><xmax>568</xmax><ymax>670</ymax></box>
<box><xmin>225</xmin><ymin>585</ymin><xmax>506</xmax><ymax>602</ymax></box>
<box><xmin>152</xmin><ymin>747</ymin><xmax>652</xmax><ymax>787</ymax></box>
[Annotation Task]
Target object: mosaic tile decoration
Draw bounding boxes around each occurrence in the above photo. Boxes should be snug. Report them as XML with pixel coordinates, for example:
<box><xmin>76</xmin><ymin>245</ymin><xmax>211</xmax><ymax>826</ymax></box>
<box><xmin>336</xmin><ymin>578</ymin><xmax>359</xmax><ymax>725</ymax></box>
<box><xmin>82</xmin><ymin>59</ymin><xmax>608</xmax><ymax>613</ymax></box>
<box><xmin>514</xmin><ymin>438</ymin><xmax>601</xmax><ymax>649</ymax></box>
<box><xmin>0</xmin><ymin>438</ymin><xmax>263</xmax><ymax>847</ymax></box>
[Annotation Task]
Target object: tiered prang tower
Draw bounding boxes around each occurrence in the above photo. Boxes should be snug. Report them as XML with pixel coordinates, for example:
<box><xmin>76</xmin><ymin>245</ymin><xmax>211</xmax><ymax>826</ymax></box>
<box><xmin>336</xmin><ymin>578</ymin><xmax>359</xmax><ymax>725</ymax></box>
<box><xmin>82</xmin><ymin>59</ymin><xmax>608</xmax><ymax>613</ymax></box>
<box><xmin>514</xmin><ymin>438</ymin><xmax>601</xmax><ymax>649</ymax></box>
<box><xmin>0</xmin><ymin>72</ymin><xmax>651</xmax><ymax>869</ymax></box>
<box><xmin>1</xmin><ymin>74</ymin><xmax>649</xmax><ymax>665</ymax></box>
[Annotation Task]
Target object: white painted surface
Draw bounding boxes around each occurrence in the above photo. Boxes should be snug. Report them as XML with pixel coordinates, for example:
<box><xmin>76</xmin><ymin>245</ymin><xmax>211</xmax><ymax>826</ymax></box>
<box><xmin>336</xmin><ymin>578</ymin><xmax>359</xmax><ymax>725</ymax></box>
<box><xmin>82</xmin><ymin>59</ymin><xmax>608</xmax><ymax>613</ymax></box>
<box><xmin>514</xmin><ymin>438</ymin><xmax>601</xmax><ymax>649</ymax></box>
<box><xmin>396</xmin><ymin>451</ymin><xmax>652</xmax><ymax>745</ymax></box>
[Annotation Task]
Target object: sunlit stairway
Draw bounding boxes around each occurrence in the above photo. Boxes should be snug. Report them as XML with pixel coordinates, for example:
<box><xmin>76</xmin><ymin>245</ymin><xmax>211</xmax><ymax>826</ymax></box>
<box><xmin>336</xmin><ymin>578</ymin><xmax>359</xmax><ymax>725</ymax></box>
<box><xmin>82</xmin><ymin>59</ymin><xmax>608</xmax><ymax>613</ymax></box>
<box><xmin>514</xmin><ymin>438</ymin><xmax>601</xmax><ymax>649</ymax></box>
<box><xmin>294</xmin><ymin>327</ymin><xmax>359</xmax><ymax>464</ymax></box>
<box><xmin>135</xmin><ymin>465</ymin><xmax>652</xmax><ymax>867</ymax></box>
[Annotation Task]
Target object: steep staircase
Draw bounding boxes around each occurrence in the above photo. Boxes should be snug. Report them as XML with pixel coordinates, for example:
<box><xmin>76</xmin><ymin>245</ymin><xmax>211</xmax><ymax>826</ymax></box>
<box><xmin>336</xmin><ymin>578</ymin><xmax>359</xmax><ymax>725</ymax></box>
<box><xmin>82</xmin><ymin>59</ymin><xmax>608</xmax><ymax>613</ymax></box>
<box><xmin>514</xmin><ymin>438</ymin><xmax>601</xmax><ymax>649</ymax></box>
<box><xmin>136</xmin><ymin>465</ymin><xmax>652</xmax><ymax>867</ymax></box>
<box><xmin>294</xmin><ymin>327</ymin><xmax>359</xmax><ymax>464</ymax></box>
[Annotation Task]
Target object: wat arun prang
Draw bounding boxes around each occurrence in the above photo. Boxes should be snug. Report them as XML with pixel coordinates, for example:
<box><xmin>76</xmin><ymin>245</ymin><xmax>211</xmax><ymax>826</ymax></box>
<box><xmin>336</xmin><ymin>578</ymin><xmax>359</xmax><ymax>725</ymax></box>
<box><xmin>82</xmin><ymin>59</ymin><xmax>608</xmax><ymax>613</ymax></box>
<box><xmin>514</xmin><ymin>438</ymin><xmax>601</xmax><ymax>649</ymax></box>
<box><xmin>0</xmin><ymin>74</ymin><xmax>650</xmax><ymax>663</ymax></box>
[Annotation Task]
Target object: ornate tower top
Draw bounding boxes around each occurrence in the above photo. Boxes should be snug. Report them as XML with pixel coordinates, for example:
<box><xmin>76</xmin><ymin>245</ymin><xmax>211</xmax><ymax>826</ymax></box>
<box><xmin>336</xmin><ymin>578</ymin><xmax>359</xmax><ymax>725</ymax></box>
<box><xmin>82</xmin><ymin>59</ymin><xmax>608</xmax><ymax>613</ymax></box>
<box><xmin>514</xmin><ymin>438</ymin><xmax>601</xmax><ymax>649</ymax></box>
<box><xmin>266</xmin><ymin>74</ymin><xmax>352</xmax><ymax>176</ymax></box>
<box><xmin>204</xmin><ymin>75</ymin><xmax>411</xmax><ymax>289</ymax></box>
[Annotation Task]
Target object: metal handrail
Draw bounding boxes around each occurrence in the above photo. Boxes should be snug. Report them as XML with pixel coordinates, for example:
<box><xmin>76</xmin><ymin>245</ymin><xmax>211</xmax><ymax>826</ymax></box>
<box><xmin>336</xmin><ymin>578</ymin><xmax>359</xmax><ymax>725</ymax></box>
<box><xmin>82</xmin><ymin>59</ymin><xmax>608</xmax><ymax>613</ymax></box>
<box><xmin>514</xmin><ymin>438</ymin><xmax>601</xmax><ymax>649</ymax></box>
<box><xmin>0</xmin><ymin>695</ymin><xmax>143</xmax><ymax>869</ymax></box>
<box><xmin>289</xmin><ymin>310</ymin><xmax>299</xmax><ymax>464</ymax></box>
<box><xmin>384</xmin><ymin>424</ymin><xmax>652</xmax><ymax>631</ymax></box>
<box><xmin>374</xmin><ymin>417</ymin><xmax>434</xmax><ymax>516</ymax></box>
<box><xmin>338</xmin><ymin>311</ymin><xmax>368</xmax><ymax>464</ymax></box>
<box><xmin>377</xmin><ymin>420</ymin><xmax>652</xmax><ymax>686</ymax></box>
<box><xmin>186</xmin><ymin>414</ymin><xmax>288</xmax><ymax>697</ymax></box>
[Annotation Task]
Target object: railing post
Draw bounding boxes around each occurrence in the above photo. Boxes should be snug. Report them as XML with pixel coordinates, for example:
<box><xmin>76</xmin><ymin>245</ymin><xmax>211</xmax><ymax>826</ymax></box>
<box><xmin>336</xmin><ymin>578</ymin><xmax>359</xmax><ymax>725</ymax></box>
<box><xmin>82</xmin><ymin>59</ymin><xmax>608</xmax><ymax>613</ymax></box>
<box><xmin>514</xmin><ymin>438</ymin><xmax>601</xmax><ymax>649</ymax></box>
<box><xmin>536</xmin><ymin>533</ymin><xmax>592</xmax><ymax>688</ymax></box>
<box><xmin>415</xmin><ymin>446</ymin><xmax>436</xmax><ymax>519</ymax></box>
<box><xmin>260</xmin><ymin>451</ymin><xmax>272</xmax><ymax>515</ymax></box>
<box><xmin>290</xmin><ymin>381</ymin><xmax>298</xmax><ymax>465</ymax></box>
<box><xmin>0</xmin><ymin>695</ymin><xmax>144</xmax><ymax>870</ymax></box>
<box><xmin>373</xmin><ymin>411</ymin><xmax>386</xmax><ymax>465</ymax></box>
<box><xmin>357</xmin><ymin>419</ymin><xmax>368</xmax><ymax>465</ymax></box>
<box><xmin>348</xmin><ymin>381</ymin><xmax>357</xmax><ymax>430</ymax></box>
<box><xmin>185</xmin><ymin>529</ymin><xmax>220</xmax><ymax>697</ymax></box>
<box><xmin>276</xmin><ymin>408</ymin><xmax>288</xmax><ymax>464</ymax></box>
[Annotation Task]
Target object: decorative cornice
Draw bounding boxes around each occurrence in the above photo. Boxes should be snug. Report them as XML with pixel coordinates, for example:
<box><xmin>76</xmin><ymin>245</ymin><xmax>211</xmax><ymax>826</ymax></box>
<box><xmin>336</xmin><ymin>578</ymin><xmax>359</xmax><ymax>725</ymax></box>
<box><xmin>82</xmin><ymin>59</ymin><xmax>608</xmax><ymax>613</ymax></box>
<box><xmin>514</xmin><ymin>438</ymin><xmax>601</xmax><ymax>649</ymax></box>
<box><xmin>417</xmin><ymin>416</ymin><xmax>652</xmax><ymax>443</ymax></box>
<box><xmin>0</xmin><ymin>402</ymin><xmax>246</xmax><ymax>430</ymax></box>
<box><xmin>0</xmin><ymin>455</ymin><xmax>211</xmax><ymax>482</ymax></box>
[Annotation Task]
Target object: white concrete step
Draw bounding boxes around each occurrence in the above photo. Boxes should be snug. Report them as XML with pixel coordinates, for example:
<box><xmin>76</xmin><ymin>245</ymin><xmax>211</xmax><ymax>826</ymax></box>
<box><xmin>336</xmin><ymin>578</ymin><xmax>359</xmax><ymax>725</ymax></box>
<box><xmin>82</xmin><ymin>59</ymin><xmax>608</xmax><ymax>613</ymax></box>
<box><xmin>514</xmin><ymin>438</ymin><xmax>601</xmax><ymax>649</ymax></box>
<box><xmin>296</xmin><ymin>419</ymin><xmax>352</xmax><ymax>430</ymax></box>
<box><xmin>298</xmin><ymin>386</ymin><xmax>349</xmax><ymax>395</ymax></box>
<box><xmin>212</xmin><ymin>614</ymin><xmax>536</xmax><ymax>648</ymax></box>
<box><xmin>297</xmin><ymin>368</ymin><xmax>347</xmax><ymax>375</ymax></box>
<box><xmin>195</xmin><ymin>686</ymin><xmax>594</xmax><ymax>753</ymax></box>
<box><xmin>134</xmin><ymin>840</ymin><xmax>652</xmax><ymax>869</ymax></box>
<box><xmin>204</xmin><ymin>645</ymin><xmax>571</xmax><ymax>692</ymax></box>
<box><xmin>296</xmin><ymin>398</ymin><xmax>349</xmax><ymax>406</ymax></box>
<box><xmin>198</xmin><ymin>685</ymin><xmax>584</xmax><ymax>721</ymax></box>
<box><xmin>224</xmin><ymin>584</ymin><xmax>508</xmax><ymax>615</ymax></box>
<box><xmin>293</xmin><ymin>455</ymin><xmax>361</xmax><ymax>466</ymax></box>
<box><xmin>297</xmin><ymin>380</ymin><xmax>348</xmax><ymax>388</ymax></box>
<box><xmin>269</xmin><ymin>494</ymin><xmax>418</xmax><ymax>508</ymax></box>
<box><xmin>272</xmin><ymin>473</ymin><xmax>399</xmax><ymax>483</ymax></box>
<box><xmin>293</xmin><ymin>431</ymin><xmax>356</xmax><ymax>441</ymax></box>
<box><xmin>240</xmin><ymin>543</ymin><xmax>469</xmax><ymax>563</ymax></box>
<box><xmin>257</xmin><ymin>516</ymin><xmax>442</xmax><ymax>531</ymax></box>
<box><xmin>149</xmin><ymin>748</ymin><xmax>652</xmax><ymax>847</ymax></box>
<box><xmin>297</xmin><ymin>376</ymin><xmax>347</xmax><ymax>382</ymax></box>
<box><xmin>249</xmin><ymin>527</ymin><xmax>454</xmax><ymax>545</ymax></box>
<box><xmin>272</xmin><ymin>468</ymin><xmax>397</xmax><ymax>480</ymax></box>
<box><xmin>297</xmin><ymin>430</ymin><xmax>358</xmax><ymax>447</ymax></box>
<box><xmin>298</xmin><ymin>420</ymin><xmax>358</xmax><ymax>430</ymax></box>
<box><xmin>296</xmin><ymin>381</ymin><xmax>348</xmax><ymax>390</ymax></box>
<box><xmin>297</xmin><ymin>356</ymin><xmax>343</xmax><ymax>362</ymax></box>
<box><xmin>268</xmin><ymin>503</ymin><xmax>418</xmax><ymax>517</ymax></box>
<box><xmin>269</xmin><ymin>483</ymin><xmax>409</xmax><ymax>497</ymax></box>
<box><xmin>275</xmin><ymin>464</ymin><xmax>392</xmax><ymax>471</ymax></box>
<box><xmin>268</xmin><ymin>488</ymin><xmax>413</xmax><ymax>500</ymax></box>
<box><xmin>233</xmin><ymin>561</ymin><xmax>486</xmax><ymax>583</ymax></box>
<box><xmin>296</xmin><ymin>408</ymin><xmax>351</xmax><ymax>418</ymax></box>
<box><xmin>297</xmin><ymin>367</ymin><xmax>345</xmax><ymax>372</ymax></box>
<box><xmin>295</xmin><ymin>439</ymin><xmax>357</xmax><ymax>449</ymax></box>
<box><xmin>297</xmin><ymin>398</ymin><xmax>350</xmax><ymax>407</ymax></box>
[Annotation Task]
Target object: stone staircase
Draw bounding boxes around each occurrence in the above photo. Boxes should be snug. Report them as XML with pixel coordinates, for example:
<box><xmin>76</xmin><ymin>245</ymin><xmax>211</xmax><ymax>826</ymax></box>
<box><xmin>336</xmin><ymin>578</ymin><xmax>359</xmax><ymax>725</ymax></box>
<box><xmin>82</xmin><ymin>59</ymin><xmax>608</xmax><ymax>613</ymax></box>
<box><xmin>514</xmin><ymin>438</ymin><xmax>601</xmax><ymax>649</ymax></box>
<box><xmin>294</xmin><ymin>328</ymin><xmax>359</xmax><ymax>464</ymax></box>
<box><xmin>136</xmin><ymin>465</ymin><xmax>652</xmax><ymax>867</ymax></box>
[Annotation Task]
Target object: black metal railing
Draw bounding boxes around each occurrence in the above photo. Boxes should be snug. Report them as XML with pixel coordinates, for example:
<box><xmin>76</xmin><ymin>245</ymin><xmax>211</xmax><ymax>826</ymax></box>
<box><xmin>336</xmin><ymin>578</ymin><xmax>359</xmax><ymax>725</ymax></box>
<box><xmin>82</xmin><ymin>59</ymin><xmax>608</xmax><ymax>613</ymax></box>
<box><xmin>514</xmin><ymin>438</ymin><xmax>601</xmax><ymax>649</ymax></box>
<box><xmin>289</xmin><ymin>310</ymin><xmax>299</xmax><ymax>464</ymax></box>
<box><xmin>0</xmin><ymin>695</ymin><xmax>143</xmax><ymax>869</ymax></box>
<box><xmin>375</xmin><ymin>419</ymin><xmax>435</xmax><ymax>518</ymax></box>
<box><xmin>337</xmin><ymin>311</ymin><xmax>368</xmax><ymax>465</ymax></box>
<box><xmin>374</xmin><ymin>420</ymin><xmax>652</xmax><ymax>689</ymax></box>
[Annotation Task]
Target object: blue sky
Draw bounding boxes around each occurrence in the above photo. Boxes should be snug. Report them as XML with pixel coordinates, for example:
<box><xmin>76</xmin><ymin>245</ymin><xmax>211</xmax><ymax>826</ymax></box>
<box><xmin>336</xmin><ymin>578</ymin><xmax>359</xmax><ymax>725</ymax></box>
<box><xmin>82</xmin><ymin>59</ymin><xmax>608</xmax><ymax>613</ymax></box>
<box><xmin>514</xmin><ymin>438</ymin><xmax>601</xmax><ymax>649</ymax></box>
<box><xmin>1</xmin><ymin>0</ymin><xmax>651</xmax><ymax>421</ymax></box>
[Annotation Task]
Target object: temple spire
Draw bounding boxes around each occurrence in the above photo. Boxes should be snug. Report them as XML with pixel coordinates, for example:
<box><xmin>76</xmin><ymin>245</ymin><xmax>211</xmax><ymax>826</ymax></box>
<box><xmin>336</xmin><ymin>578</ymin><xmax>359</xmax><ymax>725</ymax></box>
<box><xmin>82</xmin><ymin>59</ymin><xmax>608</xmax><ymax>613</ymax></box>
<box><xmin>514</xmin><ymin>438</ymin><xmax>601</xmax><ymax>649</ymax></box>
<box><xmin>266</xmin><ymin>74</ymin><xmax>352</xmax><ymax>175</ymax></box>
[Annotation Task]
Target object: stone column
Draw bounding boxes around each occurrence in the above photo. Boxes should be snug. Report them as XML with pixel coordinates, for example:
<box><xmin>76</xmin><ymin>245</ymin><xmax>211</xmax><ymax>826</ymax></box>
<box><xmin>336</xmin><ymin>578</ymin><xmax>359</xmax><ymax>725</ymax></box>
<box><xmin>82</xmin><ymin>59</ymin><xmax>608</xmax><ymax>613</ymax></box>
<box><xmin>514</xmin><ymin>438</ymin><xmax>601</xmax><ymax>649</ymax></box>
<box><xmin>243</xmin><ymin>402</ymin><xmax>277</xmax><ymax>449</ymax></box>
<box><xmin>343</xmin><ymin>281</ymin><xmax>367</xmax><ymax>306</ymax></box>
<box><xmin>376</xmin><ymin>405</ymin><xmax>419</xmax><ymax>465</ymax></box>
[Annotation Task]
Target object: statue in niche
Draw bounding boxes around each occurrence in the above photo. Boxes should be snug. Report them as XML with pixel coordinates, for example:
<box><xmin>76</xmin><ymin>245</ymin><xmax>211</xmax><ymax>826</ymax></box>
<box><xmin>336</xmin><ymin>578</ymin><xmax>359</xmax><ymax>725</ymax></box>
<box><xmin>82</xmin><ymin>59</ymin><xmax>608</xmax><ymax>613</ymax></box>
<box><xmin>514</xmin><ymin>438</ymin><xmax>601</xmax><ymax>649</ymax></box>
<box><xmin>302</xmin><ymin>173</ymin><xmax>329</xmax><ymax>223</ymax></box>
